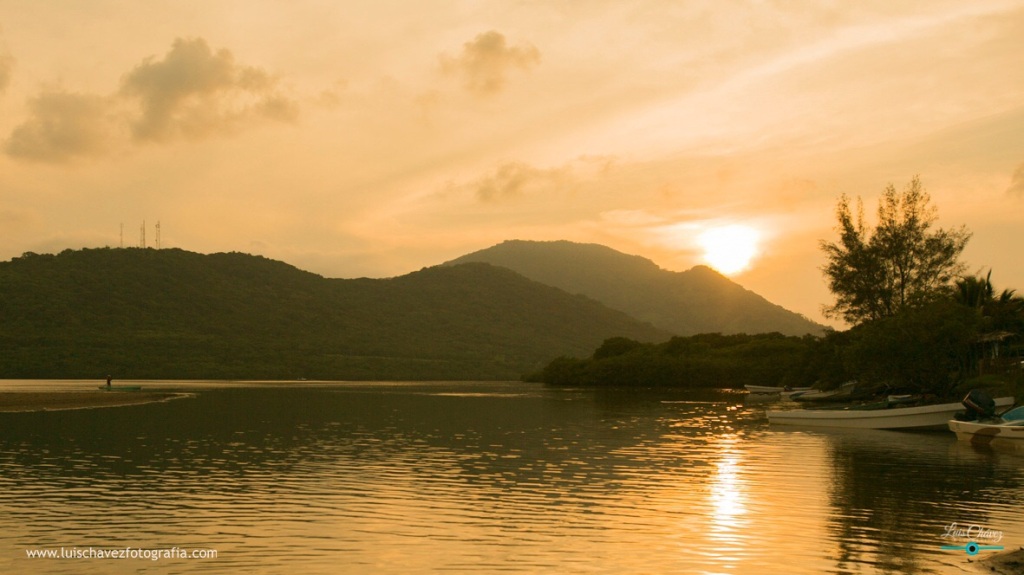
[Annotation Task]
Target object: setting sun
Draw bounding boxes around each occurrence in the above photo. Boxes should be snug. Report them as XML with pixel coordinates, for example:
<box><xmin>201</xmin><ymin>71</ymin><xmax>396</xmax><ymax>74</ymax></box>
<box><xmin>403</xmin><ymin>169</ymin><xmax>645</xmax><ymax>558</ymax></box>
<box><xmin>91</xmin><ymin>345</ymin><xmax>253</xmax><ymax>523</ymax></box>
<box><xmin>698</xmin><ymin>225</ymin><xmax>760</xmax><ymax>275</ymax></box>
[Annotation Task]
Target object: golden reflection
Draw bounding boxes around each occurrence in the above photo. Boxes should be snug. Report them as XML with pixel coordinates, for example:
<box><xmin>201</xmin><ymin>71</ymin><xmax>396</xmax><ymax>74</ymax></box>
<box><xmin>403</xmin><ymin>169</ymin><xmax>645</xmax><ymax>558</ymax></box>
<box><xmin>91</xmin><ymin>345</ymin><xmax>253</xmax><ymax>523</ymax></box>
<box><xmin>708</xmin><ymin>436</ymin><xmax>749</xmax><ymax>545</ymax></box>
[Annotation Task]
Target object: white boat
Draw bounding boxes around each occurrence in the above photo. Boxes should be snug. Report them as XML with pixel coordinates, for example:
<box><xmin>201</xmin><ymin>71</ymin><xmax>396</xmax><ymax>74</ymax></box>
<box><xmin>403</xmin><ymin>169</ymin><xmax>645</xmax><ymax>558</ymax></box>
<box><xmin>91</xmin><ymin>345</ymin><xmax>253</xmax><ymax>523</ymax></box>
<box><xmin>745</xmin><ymin>384</ymin><xmax>806</xmax><ymax>392</ymax></box>
<box><xmin>948</xmin><ymin>406</ymin><xmax>1024</xmax><ymax>446</ymax></box>
<box><xmin>767</xmin><ymin>396</ymin><xmax>1015</xmax><ymax>430</ymax></box>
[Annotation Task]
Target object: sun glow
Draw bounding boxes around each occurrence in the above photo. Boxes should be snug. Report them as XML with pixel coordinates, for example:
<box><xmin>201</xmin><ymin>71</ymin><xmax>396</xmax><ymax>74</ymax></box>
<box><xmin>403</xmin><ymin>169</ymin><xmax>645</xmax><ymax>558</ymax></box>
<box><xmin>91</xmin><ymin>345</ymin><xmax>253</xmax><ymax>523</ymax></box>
<box><xmin>698</xmin><ymin>224</ymin><xmax>760</xmax><ymax>275</ymax></box>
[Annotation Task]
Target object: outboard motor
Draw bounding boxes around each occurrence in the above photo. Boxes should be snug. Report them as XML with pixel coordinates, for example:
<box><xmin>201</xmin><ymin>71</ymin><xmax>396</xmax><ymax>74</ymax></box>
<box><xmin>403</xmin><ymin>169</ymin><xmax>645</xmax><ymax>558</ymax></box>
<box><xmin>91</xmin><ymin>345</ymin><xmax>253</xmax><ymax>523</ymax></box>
<box><xmin>955</xmin><ymin>389</ymin><xmax>996</xmax><ymax>421</ymax></box>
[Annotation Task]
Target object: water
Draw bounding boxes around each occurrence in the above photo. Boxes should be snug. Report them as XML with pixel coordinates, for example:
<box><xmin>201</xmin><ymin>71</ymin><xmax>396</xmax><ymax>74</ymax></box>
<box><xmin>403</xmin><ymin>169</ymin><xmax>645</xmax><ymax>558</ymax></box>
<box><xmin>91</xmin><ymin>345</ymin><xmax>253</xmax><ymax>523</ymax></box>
<box><xmin>1</xmin><ymin>380</ymin><xmax>1021</xmax><ymax>574</ymax></box>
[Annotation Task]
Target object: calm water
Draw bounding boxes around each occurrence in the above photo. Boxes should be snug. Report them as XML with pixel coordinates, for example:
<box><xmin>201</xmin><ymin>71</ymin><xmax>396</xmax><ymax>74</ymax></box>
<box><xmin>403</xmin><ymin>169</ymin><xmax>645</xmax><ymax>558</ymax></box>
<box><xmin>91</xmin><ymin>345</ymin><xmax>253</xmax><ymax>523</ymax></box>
<box><xmin>1</xmin><ymin>380</ymin><xmax>1022</xmax><ymax>574</ymax></box>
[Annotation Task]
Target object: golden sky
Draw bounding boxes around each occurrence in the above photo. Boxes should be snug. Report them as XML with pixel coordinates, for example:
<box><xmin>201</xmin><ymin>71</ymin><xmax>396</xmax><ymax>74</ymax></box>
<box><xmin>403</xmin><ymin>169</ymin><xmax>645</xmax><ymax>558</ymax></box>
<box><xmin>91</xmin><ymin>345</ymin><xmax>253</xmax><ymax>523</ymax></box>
<box><xmin>1</xmin><ymin>1</ymin><xmax>1022</xmax><ymax>327</ymax></box>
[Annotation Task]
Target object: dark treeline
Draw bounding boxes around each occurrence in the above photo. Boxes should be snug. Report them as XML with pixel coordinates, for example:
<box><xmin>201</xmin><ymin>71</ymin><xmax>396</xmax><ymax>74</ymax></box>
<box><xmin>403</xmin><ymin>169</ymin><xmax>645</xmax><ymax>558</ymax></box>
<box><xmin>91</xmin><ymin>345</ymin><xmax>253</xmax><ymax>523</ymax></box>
<box><xmin>530</xmin><ymin>294</ymin><xmax>1023</xmax><ymax>394</ymax></box>
<box><xmin>528</xmin><ymin>332</ymin><xmax>818</xmax><ymax>389</ymax></box>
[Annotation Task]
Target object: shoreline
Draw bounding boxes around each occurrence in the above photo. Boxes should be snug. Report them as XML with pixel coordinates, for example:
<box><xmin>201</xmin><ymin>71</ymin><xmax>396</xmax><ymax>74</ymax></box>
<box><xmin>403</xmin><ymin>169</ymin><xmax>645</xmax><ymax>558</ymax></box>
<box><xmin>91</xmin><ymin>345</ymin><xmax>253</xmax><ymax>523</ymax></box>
<box><xmin>977</xmin><ymin>548</ymin><xmax>1024</xmax><ymax>574</ymax></box>
<box><xmin>0</xmin><ymin>391</ymin><xmax>192</xmax><ymax>413</ymax></box>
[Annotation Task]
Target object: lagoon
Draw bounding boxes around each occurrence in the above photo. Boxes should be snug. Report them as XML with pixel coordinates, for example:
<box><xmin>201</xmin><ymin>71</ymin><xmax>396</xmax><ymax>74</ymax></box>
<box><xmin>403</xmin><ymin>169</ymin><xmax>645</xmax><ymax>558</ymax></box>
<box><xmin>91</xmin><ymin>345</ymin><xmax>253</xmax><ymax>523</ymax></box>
<box><xmin>1</xmin><ymin>380</ymin><xmax>1021</xmax><ymax>574</ymax></box>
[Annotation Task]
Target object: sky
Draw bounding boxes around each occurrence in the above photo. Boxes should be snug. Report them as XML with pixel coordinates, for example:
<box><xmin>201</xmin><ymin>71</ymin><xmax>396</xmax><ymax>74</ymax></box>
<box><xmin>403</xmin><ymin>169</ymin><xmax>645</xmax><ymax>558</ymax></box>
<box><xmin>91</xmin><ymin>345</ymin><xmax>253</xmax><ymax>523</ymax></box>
<box><xmin>1</xmin><ymin>1</ymin><xmax>1023</xmax><ymax>328</ymax></box>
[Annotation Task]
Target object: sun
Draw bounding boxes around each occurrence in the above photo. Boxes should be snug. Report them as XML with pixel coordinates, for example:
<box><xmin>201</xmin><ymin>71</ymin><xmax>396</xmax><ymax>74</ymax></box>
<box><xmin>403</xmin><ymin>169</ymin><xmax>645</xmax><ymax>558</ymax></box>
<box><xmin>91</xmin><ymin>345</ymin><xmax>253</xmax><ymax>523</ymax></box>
<box><xmin>698</xmin><ymin>224</ymin><xmax>760</xmax><ymax>275</ymax></box>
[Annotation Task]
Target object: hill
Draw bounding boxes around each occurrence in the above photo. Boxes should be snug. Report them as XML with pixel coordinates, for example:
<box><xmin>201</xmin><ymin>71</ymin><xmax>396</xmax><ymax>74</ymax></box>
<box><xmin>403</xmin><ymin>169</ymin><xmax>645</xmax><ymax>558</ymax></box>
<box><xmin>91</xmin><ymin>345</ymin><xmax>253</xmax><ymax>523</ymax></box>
<box><xmin>446</xmin><ymin>240</ymin><xmax>825</xmax><ymax>336</ymax></box>
<box><xmin>0</xmin><ymin>248</ymin><xmax>669</xmax><ymax>380</ymax></box>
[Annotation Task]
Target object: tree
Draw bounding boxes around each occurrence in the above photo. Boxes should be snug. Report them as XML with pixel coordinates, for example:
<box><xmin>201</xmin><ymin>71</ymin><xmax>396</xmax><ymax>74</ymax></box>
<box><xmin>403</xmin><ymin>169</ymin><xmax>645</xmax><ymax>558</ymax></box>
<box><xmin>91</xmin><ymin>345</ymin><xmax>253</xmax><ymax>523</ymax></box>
<box><xmin>986</xmin><ymin>289</ymin><xmax>1024</xmax><ymax>334</ymax></box>
<box><xmin>954</xmin><ymin>270</ymin><xmax>994</xmax><ymax>309</ymax></box>
<box><xmin>820</xmin><ymin>176</ymin><xmax>971</xmax><ymax>325</ymax></box>
<box><xmin>955</xmin><ymin>270</ymin><xmax>1024</xmax><ymax>335</ymax></box>
<box><xmin>847</xmin><ymin>299</ymin><xmax>980</xmax><ymax>395</ymax></box>
<box><xmin>592</xmin><ymin>337</ymin><xmax>644</xmax><ymax>360</ymax></box>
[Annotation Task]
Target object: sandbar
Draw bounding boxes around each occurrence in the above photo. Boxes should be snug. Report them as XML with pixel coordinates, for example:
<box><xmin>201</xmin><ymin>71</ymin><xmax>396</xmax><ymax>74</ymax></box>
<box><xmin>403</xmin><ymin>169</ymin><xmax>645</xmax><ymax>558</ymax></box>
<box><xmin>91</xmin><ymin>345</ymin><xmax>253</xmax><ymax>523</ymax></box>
<box><xmin>0</xmin><ymin>391</ymin><xmax>191</xmax><ymax>413</ymax></box>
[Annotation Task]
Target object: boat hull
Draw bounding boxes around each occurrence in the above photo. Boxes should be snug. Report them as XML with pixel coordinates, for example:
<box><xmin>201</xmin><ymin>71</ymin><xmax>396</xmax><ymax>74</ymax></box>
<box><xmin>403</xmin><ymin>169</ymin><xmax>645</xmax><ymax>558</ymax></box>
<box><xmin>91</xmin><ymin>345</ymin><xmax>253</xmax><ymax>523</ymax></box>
<box><xmin>745</xmin><ymin>385</ymin><xmax>812</xmax><ymax>394</ymax></box>
<box><xmin>767</xmin><ymin>397</ymin><xmax>1015</xmax><ymax>430</ymax></box>
<box><xmin>948</xmin><ymin>419</ymin><xmax>1024</xmax><ymax>447</ymax></box>
<box><xmin>98</xmin><ymin>386</ymin><xmax>143</xmax><ymax>392</ymax></box>
<box><xmin>791</xmin><ymin>381</ymin><xmax>860</xmax><ymax>402</ymax></box>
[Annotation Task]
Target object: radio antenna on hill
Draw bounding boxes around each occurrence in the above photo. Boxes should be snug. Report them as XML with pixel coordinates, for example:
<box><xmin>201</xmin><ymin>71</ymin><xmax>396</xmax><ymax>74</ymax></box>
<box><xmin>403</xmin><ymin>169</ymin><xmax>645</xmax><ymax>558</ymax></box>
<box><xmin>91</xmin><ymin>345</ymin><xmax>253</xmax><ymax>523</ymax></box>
<box><xmin>155</xmin><ymin>221</ymin><xmax>161</xmax><ymax>249</ymax></box>
<box><xmin>120</xmin><ymin>223</ymin><xmax>124</xmax><ymax>248</ymax></box>
<box><xmin>140</xmin><ymin>220</ymin><xmax>146</xmax><ymax>248</ymax></box>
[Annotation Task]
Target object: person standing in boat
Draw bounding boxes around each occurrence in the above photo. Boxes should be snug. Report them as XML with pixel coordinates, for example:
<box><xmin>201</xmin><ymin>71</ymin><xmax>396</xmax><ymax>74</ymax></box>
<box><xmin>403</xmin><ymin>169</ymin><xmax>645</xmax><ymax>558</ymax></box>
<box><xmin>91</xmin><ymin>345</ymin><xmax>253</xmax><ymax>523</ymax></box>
<box><xmin>106</xmin><ymin>375</ymin><xmax>112</xmax><ymax>389</ymax></box>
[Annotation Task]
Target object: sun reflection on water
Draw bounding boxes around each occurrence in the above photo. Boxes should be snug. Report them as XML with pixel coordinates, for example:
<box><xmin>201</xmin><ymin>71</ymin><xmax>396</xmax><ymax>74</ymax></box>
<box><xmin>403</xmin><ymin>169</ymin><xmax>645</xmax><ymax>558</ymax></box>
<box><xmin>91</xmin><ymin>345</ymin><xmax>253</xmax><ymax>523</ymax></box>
<box><xmin>2</xmin><ymin>384</ymin><xmax>1022</xmax><ymax>574</ymax></box>
<box><xmin>711</xmin><ymin>445</ymin><xmax>747</xmax><ymax>529</ymax></box>
<box><xmin>706</xmin><ymin>434</ymin><xmax>750</xmax><ymax>571</ymax></box>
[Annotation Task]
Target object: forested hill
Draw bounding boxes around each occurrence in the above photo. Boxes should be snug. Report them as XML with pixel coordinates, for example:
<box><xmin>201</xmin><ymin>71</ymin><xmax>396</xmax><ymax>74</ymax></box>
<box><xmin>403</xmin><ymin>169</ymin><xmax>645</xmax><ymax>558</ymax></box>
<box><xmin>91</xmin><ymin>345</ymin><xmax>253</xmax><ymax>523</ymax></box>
<box><xmin>446</xmin><ymin>240</ymin><xmax>825</xmax><ymax>336</ymax></box>
<box><xmin>0</xmin><ymin>248</ymin><xmax>669</xmax><ymax>380</ymax></box>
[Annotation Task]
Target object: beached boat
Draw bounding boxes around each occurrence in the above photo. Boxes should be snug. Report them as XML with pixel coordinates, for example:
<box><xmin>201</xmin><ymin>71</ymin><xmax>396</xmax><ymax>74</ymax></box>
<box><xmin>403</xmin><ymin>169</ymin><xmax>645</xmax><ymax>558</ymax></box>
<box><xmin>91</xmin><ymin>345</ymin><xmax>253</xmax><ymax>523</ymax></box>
<box><xmin>948</xmin><ymin>406</ymin><xmax>1024</xmax><ymax>446</ymax></box>
<box><xmin>791</xmin><ymin>381</ymin><xmax>858</xmax><ymax>402</ymax></box>
<box><xmin>767</xmin><ymin>396</ymin><xmax>1015</xmax><ymax>430</ymax></box>
<box><xmin>97</xmin><ymin>385</ymin><xmax>143</xmax><ymax>392</ymax></box>
<box><xmin>744</xmin><ymin>385</ymin><xmax>812</xmax><ymax>394</ymax></box>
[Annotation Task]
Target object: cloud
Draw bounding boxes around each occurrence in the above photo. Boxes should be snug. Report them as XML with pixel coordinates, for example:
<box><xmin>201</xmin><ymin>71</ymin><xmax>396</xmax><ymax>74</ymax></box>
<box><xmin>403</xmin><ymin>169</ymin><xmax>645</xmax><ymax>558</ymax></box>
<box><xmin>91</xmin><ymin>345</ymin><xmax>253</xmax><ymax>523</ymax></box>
<box><xmin>3</xmin><ymin>37</ymin><xmax>297</xmax><ymax>162</ymax></box>
<box><xmin>1008</xmin><ymin>162</ymin><xmax>1024</xmax><ymax>197</ymax></box>
<box><xmin>441</xmin><ymin>156</ymin><xmax>615</xmax><ymax>204</ymax></box>
<box><xmin>440</xmin><ymin>30</ymin><xmax>540</xmax><ymax>96</ymax></box>
<box><xmin>120</xmin><ymin>37</ymin><xmax>297</xmax><ymax>142</ymax></box>
<box><xmin>0</xmin><ymin>207</ymin><xmax>30</xmax><ymax>227</ymax></box>
<box><xmin>0</xmin><ymin>40</ymin><xmax>12</xmax><ymax>94</ymax></box>
<box><xmin>4</xmin><ymin>91</ymin><xmax>115</xmax><ymax>163</ymax></box>
<box><xmin>475</xmin><ymin>162</ymin><xmax>566</xmax><ymax>202</ymax></box>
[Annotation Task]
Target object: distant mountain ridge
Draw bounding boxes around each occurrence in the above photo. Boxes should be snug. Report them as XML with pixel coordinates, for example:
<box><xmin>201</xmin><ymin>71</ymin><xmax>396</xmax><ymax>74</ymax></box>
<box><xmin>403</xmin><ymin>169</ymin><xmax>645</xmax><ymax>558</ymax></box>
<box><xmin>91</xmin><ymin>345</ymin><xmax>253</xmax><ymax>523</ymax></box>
<box><xmin>446</xmin><ymin>240</ymin><xmax>825</xmax><ymax>337</ymax></box>
<box><xmin>0</xmin><ymin>248</ymin><xmax>668</xmax><ymax>380</ymax></box>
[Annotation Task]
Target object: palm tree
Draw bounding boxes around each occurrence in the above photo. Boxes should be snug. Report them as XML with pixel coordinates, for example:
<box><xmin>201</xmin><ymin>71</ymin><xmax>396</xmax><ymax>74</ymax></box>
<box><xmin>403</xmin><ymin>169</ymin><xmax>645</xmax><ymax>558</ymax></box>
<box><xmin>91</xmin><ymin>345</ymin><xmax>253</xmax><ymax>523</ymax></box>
<box><xmin>955</xmin><ymin>271</ymin><xmax>1024</xmax><ymax>373</ymax></box>
<box><xmin>985</xmin><ymin>287</ymin><xmax>1024</xmax><ymax>333</ymax></box>
<box><xmin>955</xmin><ymin>270</ymin><xmax>993</xmax><ymax>309</ymax></box>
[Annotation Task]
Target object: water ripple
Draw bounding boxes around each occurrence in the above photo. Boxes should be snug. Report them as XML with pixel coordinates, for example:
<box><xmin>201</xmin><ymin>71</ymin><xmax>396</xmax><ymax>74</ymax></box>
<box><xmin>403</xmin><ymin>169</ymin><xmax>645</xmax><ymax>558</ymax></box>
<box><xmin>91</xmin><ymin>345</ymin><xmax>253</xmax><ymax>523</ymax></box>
<box><xmin>1</xmin><ymin>383</ymin><xmax>1022</xmax><ymax>574</ymax></box>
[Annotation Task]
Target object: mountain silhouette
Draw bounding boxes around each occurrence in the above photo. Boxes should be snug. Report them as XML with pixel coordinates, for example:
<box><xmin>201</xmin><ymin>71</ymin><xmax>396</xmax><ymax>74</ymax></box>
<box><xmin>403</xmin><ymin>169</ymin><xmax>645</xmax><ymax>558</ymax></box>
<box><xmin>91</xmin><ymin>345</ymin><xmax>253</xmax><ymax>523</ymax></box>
<box><xmin>0</xmin><ymin>247</ymin><xmax>669</xmax><ymax>380</ymax></box>
<box><xmin>446</xmin><ymin>240</ymin><xmax>825</xmax><ymax>336</ymax></box>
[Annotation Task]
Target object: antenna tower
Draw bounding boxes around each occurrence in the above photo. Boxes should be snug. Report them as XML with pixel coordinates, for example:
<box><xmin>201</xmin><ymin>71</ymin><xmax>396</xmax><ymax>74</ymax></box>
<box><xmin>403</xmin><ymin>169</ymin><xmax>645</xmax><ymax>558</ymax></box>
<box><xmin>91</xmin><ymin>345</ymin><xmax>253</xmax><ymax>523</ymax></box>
<box><xmin>140</xmin><ymin>220</ymin><xmax>146</xmax><ymax>248</ymax></box>
<box><xmin>155</xmin><ymin>221</ymin><xmax>161</xmax><ymax>249</ymax></box>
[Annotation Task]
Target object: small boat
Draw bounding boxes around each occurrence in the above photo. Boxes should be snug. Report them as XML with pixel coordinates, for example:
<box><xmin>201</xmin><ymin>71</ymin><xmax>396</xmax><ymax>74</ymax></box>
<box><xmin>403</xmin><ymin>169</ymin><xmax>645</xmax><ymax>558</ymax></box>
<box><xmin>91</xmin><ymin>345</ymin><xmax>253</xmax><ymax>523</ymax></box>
<box><xmin>767</xmin><ymin>396</ymin><xmax>1015</xmax><ymax>430</ymax></box>
<box><xmin>97</xmin><ymin>385</ymin><xmax>143</xmax><ymax>392</ymax></box>
<box><xmin>744</xmin><ymin>385</ymin><xmax>812</xmax><ymax>394</ymax></box>
<box><xmin>948</xmin><ymin>406</ymin><xmax>1024</xmax><ymax>446</ymax></box>
<box><xmin>791</xmin><ymin>381</ymin><xmax>858</xmax><ymax>402</ymax></box>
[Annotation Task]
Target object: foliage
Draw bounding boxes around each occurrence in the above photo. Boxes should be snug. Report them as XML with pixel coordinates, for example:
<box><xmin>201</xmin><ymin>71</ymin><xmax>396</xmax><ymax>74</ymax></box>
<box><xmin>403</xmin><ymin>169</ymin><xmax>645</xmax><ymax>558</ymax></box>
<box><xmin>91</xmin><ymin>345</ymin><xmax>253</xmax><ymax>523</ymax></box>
<box><xmin>844</xmin><ymin>300</ymin><xmax>982</xmax><ymax>395</ymax></box>
<box><xmin>815</xmin><ymin>180</ymin><xmax>1021</xmax><ymax>397</ymax></box>
<box><xmin>531</xmin><ymin>332</ymin><xmax>816</xmax><ymax>388</ymax></box>
<box><xmin>534</xmin><ymin>276</ymin><xmax>1023</xmax><ymax>396</ymax></box>
<box><xmin>955</xmin><ymin>271</ymin><xmax>1024</xmax><ymax>334</ymax></box>
<box><xmin>592</xmin><ymin>337</ymin><xmax>646</xmax><ymax>360</ymax></box>
<box><xmin>820</xmin><ymin>176</ymin><xmax>971</xmax><ymax>325</ymax></box>
<box><xmin>823</xmin><ymin>271</ymin><xmax>1023</xmax><ymax>398</ymax></box>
